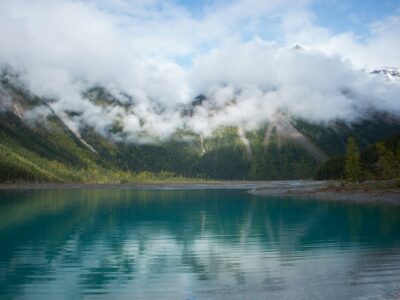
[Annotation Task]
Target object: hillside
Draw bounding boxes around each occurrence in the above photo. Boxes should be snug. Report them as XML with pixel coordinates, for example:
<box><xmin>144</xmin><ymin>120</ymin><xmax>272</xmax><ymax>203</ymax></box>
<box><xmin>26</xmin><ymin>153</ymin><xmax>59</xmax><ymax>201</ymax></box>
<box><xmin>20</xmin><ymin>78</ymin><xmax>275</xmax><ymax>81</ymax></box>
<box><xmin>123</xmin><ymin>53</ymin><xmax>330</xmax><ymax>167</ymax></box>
<box><xmin>1</xmin><ymin>71</ymin><xmax>400</xmax><ymax>182</ymax></box>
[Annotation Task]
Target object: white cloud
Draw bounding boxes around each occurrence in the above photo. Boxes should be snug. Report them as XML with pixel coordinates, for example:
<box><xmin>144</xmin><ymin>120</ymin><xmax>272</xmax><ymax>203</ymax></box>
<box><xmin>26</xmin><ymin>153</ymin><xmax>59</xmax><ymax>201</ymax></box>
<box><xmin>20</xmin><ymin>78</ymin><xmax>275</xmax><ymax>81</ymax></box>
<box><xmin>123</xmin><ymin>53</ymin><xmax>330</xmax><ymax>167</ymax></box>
<box><xmin>285</xmin><ymin>13</ymin><xmax>400</xmax><ymax>69</ymax></box>
<box><xmin>189</xmin><ymin>40</ymin><xmax>400</xmax><ymax>133</ymax></box>
<box><xmin>0</xmin><ymin>0</ymin><xmax>399</xmax><ymax>142</ymax></box>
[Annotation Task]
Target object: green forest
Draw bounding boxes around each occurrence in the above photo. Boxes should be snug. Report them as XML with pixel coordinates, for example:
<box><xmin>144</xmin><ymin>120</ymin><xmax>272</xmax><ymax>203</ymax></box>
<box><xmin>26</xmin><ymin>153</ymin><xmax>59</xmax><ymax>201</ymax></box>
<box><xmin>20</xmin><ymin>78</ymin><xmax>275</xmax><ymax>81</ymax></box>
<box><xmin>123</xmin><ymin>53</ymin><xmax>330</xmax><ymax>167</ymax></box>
<box><xmin>316</xmin><ymin>134</ymin><xmax>400</xmax><ymax>181</ymax></box>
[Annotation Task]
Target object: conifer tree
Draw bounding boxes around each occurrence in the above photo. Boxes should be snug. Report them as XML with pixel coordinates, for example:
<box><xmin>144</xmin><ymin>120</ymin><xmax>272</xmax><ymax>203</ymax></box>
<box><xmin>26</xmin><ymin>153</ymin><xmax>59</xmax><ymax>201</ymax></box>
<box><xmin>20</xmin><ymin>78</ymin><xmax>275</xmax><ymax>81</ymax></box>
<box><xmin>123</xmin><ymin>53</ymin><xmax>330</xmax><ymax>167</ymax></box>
<box><xmin>345</xmin><ymin>137</ymin><xmax>362</xmax><ymax>181</ymax></box>
<box><xmin>396</xmin><ymin>143</ymin><xmax>400</xmax><ymax>178</ymax></box>
<box><xmin>376</xmin><ymin>142</ymin><xmax>396</xmax><ymax>179</ymax></box>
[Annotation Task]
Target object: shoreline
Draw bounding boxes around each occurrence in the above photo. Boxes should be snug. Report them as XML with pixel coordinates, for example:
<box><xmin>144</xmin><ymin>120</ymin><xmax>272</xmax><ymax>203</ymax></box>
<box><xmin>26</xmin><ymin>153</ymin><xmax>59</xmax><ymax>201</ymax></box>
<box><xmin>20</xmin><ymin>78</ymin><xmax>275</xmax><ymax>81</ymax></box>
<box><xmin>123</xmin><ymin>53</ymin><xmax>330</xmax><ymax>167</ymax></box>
<box><xmin>0</xmin><ymin>181</ymin><xmax>266</xmax><ymax>190</ymax></box>
<box><xmin>249</xmin><ymin>181</ymin><xmax>400</xmax><ymax>205</ymax></box>
<box><xmin>0</xmin><ymin>181</ymin><xmax>399</xmax><ymax>205</ymax></box>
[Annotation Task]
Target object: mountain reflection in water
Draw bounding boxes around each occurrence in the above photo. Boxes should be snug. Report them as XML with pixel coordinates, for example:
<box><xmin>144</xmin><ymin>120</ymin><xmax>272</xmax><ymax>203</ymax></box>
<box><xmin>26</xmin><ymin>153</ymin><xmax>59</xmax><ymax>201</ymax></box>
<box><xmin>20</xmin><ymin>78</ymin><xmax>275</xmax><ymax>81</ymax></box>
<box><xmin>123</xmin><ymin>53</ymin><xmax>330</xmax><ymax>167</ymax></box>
<box><xmin>0</xmin><ymin>189</ymin><xmax>399</xmax><ymax>299</ymax></box>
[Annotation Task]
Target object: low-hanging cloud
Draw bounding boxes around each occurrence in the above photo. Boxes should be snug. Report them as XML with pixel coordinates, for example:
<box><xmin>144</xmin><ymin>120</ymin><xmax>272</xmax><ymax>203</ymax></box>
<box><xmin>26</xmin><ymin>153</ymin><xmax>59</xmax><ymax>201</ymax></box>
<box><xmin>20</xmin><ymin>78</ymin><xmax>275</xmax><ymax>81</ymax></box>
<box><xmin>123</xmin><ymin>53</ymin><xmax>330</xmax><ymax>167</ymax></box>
<box><xmin>190</xmin><ymin>40</ymin><xmax>400</xmax><ymax>134</ymax></box>
<box><xmin>0</xmin><ymin>0</ymin><xmax>399</xmax><ymax>142</ymax></box>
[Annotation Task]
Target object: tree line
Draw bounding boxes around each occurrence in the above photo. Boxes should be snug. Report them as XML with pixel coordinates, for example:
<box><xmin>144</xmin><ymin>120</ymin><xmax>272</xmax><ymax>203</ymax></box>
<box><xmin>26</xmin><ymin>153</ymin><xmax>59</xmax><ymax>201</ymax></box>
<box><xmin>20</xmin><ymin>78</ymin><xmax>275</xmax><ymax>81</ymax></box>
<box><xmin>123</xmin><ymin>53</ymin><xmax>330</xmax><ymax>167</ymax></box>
<box><xmin>316</xmin><ymin>135</ymin><xmax>400</xmax><ymax>181</ymax></box>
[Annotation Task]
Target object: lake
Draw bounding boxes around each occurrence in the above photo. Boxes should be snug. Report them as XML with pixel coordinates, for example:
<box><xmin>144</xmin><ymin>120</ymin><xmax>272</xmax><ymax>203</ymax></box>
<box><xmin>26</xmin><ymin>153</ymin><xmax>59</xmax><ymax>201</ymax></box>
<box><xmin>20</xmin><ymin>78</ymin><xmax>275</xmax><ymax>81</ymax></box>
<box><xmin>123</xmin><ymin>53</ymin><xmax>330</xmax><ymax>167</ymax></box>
<box><xmin>0</xmin><ymin>188</ymin><xmax>399</xmax><ymax>299</ymax></box>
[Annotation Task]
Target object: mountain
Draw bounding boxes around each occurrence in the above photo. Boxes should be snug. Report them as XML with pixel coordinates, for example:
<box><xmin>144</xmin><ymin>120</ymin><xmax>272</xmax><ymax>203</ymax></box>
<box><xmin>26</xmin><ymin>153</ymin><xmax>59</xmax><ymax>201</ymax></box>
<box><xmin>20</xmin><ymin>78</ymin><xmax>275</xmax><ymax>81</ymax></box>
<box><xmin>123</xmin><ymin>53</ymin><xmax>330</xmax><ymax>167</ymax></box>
<box><xmin>1</xmin><ymin>69</ymin><xmax>400</xmax><ymax>182</ymax></box>
<box><xmin>371</xmin><ymin>67</ymin><xmax>400</xmax><ymax>81</ymax></box>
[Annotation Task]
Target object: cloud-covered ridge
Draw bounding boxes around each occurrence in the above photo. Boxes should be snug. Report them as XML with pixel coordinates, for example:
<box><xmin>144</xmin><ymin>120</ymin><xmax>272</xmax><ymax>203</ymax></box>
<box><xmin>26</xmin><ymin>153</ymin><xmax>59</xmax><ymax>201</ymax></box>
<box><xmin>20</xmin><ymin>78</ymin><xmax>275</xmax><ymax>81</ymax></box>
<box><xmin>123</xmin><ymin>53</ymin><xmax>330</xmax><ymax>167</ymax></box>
<box><xmin>0</xmin><ymin>0</ymin><xmax>399</xmax><ymax>142</ymax></box>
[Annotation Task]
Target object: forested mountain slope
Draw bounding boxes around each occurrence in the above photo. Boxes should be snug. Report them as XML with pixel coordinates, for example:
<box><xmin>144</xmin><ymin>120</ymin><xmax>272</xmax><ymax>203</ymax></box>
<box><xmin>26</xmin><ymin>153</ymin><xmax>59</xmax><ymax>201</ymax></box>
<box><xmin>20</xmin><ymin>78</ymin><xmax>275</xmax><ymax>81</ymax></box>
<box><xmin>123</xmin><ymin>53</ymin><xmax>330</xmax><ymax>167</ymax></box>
<box><xmin>1</xmin><ymin>72</ymin><xmax>400</xmax><ymax>182</ymax></box>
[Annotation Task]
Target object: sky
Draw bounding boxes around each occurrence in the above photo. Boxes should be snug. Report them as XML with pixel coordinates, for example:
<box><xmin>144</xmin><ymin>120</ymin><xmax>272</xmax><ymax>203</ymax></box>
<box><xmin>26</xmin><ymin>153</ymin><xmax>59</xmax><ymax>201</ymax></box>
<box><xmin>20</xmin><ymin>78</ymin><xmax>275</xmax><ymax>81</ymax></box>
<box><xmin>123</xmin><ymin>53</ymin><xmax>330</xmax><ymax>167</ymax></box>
<box><xmin>0</xmin><ymin>0</ymin><xmax>399</xmax><ymax>141</ymax></box>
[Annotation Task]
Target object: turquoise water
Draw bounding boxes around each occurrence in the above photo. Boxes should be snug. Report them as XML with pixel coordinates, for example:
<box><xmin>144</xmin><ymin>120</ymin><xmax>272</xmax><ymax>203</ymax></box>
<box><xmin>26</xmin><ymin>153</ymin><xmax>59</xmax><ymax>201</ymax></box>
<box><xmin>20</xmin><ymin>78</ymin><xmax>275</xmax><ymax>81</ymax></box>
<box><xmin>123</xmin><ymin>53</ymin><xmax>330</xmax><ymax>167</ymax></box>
<box><xmin>0</xmin><ymin>188</ymin><xmax>400</xmax><ymax>299</ymax></box>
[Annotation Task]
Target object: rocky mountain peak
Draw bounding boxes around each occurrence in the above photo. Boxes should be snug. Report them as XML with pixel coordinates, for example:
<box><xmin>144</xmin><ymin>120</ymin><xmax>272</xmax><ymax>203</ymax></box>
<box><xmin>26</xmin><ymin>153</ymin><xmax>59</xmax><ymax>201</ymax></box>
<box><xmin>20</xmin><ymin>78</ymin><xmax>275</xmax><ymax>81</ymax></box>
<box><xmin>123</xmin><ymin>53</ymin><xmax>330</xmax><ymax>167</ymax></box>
<box><xmin>371</xmin><ymin>67</ymin><xmax>400</xmax><ymax>82</ymax></box>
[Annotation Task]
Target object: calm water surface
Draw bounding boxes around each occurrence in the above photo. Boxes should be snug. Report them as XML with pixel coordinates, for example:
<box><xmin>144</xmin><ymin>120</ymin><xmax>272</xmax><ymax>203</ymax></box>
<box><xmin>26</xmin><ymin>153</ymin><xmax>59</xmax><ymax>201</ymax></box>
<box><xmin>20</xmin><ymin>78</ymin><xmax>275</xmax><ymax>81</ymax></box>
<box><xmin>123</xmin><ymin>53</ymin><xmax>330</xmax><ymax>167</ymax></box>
<box><xmin>0</xmin><ymin>188</ymin><xmax>400</xmax><ymax>299</ymax></box>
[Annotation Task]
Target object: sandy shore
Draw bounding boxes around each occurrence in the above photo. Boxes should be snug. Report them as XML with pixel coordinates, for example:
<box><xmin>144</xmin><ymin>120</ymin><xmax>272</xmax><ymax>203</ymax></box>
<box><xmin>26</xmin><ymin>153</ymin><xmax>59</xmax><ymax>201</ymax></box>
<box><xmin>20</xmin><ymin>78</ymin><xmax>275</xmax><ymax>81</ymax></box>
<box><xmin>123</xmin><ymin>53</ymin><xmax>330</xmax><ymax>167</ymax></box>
<box><xmin>1</xmin><ymin>181</ymin><xmax>399</xmax><ymax>205</ymax></box>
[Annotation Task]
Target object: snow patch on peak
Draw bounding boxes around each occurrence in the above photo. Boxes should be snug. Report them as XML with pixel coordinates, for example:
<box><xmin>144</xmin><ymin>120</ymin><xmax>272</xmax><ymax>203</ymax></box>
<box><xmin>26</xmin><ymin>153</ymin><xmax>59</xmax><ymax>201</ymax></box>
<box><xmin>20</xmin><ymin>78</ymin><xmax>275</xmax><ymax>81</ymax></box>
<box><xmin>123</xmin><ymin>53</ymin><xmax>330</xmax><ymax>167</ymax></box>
<box><xmin>371</xmin><ymin>67</ymin><xmax>400</xmax><ymax>82</ymax></box>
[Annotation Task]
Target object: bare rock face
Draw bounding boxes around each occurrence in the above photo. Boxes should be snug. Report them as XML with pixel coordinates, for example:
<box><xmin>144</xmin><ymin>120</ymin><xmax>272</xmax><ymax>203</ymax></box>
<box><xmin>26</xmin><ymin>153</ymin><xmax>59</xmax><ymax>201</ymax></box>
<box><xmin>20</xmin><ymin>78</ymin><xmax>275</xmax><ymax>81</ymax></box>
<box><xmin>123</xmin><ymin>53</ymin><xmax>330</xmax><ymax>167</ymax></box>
<box><xmin>237</xmin><ymin>127</ymin><xmax>252</xmax><ymax>160</ymax></box>
<box><xmin>53</xmin><ymin>109</ymin><xmax>98</xmax><ymax>154</ymax></box>
<box><xmin>199</xmin><ymin>134</ymin><xmax>206</xmax><ymax>155</ymax></box>
<box><xmin>263</xmin><ymin>111</ymin><xmax>328</xmax><ymax>162</ymax></box>
<box><xmin>0</xmin><ymin>84</ymin><xmax>24</xmax><ymax>118</ymax></box>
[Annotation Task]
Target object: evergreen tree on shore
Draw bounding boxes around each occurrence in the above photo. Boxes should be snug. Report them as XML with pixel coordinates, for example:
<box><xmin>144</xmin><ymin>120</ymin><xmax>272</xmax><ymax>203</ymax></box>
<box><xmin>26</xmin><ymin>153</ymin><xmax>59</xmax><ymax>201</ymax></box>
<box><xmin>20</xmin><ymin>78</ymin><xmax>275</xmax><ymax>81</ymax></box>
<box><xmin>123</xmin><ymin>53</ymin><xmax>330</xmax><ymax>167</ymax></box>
<box><xmin>376</xmin><ymin>142</ymin><xmax>396</xmax><ymax>179</ymax></box>
<box><xmin>345</xmin><ymin>137</ymin><xmax>362</xmax><ymax>181</ymax></box>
